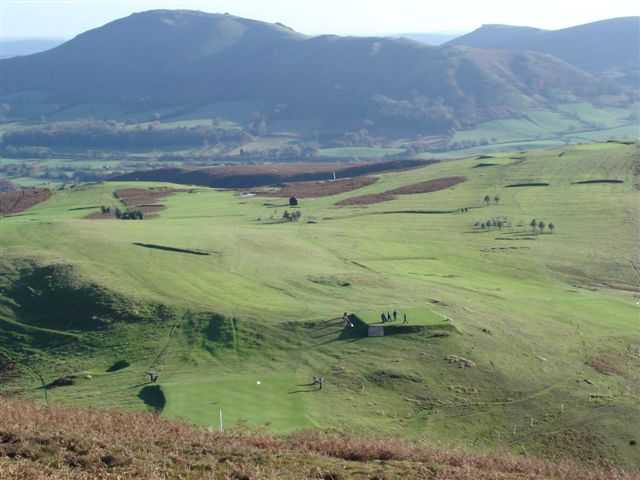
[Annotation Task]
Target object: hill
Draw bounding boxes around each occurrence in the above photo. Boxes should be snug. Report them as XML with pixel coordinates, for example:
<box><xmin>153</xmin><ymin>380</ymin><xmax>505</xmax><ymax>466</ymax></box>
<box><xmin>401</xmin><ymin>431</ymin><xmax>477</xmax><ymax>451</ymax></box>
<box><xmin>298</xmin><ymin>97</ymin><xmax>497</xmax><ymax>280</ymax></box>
<box><xmin>448</xmin><ymin>17</ymin><xmax>640</xmax><ymax>85</ymax></box>
<box><xmin>0</xmin><ymin>10</ymin><xmax>625</xmax><ymax>135</ymax></box>
<box><xmin>0</xmin><ymin>142</ymin><xmax>638</xmax><ymax>471</ymax></box>
<box><xmin>0</xmin><ymin>398</ymin><xmax>636</xmax><ymax>480</ymax></box>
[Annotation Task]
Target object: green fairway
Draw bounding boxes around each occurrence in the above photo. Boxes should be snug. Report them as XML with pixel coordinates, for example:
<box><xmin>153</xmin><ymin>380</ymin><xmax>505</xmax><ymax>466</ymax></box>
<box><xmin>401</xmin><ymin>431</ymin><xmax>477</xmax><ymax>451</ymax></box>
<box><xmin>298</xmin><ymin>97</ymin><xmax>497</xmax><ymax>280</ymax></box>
<box><xmin>1</xmin><ymin>142</ymin><xmax>638</xmax><ymax>467</ymax></box>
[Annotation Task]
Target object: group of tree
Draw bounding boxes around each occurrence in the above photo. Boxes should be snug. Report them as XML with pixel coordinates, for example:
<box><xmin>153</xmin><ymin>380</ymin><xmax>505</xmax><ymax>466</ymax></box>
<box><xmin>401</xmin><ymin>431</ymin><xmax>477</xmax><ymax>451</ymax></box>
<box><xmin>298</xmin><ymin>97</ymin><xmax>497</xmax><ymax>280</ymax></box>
<box><xmin>1</xmin><ymin>121</ymin><xmax>248</xmax><ymax>150</ymax></box>
<box><xmin>530</xmin><ymin>219</ymin><xmax>555</xmax><ymax>234</ymax></box>
<box><xmin>114</xmin><ymin>207</ymin><xmax>144</xmax><ymax>220</ymax></box>
<box><xmin>475</xmin><ymin>217</ymin><xmax>510</xmax><ymax>230</ymax></box>
<box><xmin>483</xmin><ymin>194</ymin><xmax>500</xmax><ymax>206</ymax></box>
<box><xmin>282</xmin><ymin>210</ymin><xmax>302</xmax><ymax>222</ymax></box>
<box><xmin>100</xmin><ymin>206</ymin><xmax>112</xmax><ymax>215</ymax></box>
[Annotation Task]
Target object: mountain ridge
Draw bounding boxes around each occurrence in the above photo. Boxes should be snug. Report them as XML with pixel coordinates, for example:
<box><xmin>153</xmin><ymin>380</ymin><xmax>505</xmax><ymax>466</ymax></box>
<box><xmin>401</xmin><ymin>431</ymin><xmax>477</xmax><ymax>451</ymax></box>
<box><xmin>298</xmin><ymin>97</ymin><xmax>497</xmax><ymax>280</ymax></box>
<box><xmin>0</xmin><ymin>11</ymin><xmax>633</xmax><ymax>135</ymax></box>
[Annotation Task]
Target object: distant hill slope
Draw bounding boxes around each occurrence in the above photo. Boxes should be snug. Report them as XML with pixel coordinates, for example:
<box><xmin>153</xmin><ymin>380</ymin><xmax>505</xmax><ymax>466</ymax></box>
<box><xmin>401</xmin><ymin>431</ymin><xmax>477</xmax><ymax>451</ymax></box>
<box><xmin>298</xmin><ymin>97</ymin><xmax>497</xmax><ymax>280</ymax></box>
<box><xmin>392</xmin><ymin>32</ymin><xmax>461</xmax><ymax>45</ymax></box>
<box><xmin>0</xmin><ymin>10</ymin><xmax>625</xmax><ymax>135</ymax></box>
<box><xmin>448</xmin><ymin>17</ymin><xmax>640</xmax><ymax>84</ymax></box>
<box><xmin>0</xmin><ymin>38</ymin><xmax>64</xmax><ymax>59</ymax></box>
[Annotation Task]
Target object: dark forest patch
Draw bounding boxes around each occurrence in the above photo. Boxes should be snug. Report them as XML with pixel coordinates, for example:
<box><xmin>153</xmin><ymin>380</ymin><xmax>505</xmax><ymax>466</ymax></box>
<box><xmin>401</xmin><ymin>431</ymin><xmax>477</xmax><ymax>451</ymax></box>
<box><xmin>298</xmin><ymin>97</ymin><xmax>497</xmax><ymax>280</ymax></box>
<box><xmin>132</xmin><ymin>243</ymin><xmax>212</xmax><ymax>256</ymax></box>
<box><xmin>572</xmin><ymin>179</ymin><xmax>624</xmax><ymax>185</ymax></box>
<box><xmin>505</xmin><ymin>182</ymin><xmax>549</xmax><ymax>188</ymax></box>
<box><xmin>113</xmin><ymin>159</ymin><xmax>437</xmax><ymax>189</ymax></box>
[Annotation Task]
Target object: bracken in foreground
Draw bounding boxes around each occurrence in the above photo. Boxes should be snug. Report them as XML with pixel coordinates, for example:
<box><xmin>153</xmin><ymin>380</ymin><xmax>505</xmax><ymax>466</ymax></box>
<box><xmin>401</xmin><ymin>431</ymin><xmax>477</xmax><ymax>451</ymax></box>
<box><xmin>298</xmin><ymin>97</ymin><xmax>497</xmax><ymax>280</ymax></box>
<box><xmin>0</xmin><ymin>399</ymin><xmax>637</xmax><ymax>479</ymax></box>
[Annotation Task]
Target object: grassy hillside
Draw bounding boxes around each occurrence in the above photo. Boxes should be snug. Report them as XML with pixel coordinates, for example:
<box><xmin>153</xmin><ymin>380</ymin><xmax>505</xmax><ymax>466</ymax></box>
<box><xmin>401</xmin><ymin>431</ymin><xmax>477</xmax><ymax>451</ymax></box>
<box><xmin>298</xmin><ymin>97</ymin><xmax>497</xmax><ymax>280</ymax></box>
<box><xmin>0</xmin><ymin>143</ymin><xmax>639</xmax><ymax>470</ymax></box>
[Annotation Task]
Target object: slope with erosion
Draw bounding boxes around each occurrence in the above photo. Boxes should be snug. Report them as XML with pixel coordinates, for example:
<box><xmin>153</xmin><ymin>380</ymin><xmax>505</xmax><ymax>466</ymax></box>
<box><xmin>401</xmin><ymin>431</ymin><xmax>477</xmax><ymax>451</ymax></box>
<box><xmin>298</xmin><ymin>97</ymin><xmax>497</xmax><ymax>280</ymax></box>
<box><xmin>0</xmin><ymin>143</ymin><xmax>638</xmax><ymax>468</ymax></box>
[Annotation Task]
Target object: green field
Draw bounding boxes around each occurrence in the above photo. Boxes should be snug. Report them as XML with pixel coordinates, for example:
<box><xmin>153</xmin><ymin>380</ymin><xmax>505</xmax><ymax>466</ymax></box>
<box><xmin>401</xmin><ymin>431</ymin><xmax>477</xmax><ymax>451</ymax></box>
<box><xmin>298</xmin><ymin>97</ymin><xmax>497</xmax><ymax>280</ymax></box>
<box><xmin>450</xmin><ymin>103</ymin><xmax>639</xmax><ymax>150</ymax></box>
<box><xmin>1</xmin><ymin>143</ymin><xmax>638</xmax><ymax>467</ymax></box>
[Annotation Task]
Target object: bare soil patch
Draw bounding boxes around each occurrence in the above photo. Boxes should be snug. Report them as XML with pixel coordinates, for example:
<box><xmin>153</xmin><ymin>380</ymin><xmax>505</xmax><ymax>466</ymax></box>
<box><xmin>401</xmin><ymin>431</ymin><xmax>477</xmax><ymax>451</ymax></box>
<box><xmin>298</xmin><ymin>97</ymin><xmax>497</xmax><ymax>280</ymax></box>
<box><xmin>336</xmin><ymin>176</ymin><xmax>466</xmax><ymax>207</ymax></box>
<box><xmin>253</xmin><ymin>176</ymin><xmax>378</xmax><ymax>198</ymax></box>
<box><xmin>0</xmin><ymin>188</ymin><xmax>51</xmax><ymax>216</ymax></box>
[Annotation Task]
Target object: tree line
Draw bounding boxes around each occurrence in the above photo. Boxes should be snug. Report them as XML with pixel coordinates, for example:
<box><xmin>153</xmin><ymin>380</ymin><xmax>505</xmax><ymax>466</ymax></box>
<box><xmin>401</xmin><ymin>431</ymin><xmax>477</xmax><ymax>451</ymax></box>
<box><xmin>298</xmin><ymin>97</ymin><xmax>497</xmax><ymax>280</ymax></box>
<box><xmin>1</xmin><ymin>121</ymin><xmax>249</xmax><ymax>150</ymax></box>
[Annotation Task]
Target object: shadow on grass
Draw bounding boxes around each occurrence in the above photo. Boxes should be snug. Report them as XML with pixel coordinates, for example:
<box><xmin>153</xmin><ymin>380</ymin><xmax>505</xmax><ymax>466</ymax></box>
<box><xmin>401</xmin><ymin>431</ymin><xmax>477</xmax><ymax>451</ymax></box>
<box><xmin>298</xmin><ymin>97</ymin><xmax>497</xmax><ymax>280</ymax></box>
<box><xmin>138</xmin><ymin>385</ymin><xmax>166</xmax><ymax>413</ymax></box>
<box><xmin>288</xmin><ymin>388</ymin><xmax>319</xmax><ymax>395</ymax></box>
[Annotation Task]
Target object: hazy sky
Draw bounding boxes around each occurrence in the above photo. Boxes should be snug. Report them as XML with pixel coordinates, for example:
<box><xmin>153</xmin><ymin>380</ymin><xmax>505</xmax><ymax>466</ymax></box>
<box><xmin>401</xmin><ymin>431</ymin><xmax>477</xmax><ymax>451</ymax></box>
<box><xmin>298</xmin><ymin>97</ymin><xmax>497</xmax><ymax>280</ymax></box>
<box><xmin>1</xmin><ymin>0</ymin><xmax>638</xmax><ymax>39</ymax></box>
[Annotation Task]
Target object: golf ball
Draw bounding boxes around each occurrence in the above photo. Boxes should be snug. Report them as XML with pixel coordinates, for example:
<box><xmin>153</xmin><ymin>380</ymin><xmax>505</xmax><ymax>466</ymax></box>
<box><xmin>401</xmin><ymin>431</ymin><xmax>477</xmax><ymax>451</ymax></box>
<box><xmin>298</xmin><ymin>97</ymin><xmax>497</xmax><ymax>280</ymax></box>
<box><xmin>256</xmin><ymin>381</ymin><xmax>261</xmax><ymax>385</ymax></box>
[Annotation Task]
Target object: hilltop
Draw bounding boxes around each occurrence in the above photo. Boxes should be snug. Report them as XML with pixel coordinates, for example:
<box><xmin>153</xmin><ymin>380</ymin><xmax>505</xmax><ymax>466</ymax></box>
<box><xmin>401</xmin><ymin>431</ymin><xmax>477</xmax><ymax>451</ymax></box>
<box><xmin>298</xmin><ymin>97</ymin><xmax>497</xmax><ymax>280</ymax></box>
<box><xmin>0</xmin><ymin>10</ymin><xmax>629</xmax><ymax>135</ymax></box>
<box><xmin>448</xmin><ymin>17</ymin><xmax>640</xmax><ymax>85</ymax></box>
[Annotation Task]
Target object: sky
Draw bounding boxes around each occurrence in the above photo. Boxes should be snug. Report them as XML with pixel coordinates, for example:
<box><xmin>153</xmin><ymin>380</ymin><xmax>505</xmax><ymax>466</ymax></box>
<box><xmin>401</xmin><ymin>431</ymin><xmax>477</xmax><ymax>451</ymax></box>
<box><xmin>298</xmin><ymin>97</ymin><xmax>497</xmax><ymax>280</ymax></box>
<box><xmin>1</xmin><ymin>0</ymin><xmax>638</xmax><ymax>39</ymax></box>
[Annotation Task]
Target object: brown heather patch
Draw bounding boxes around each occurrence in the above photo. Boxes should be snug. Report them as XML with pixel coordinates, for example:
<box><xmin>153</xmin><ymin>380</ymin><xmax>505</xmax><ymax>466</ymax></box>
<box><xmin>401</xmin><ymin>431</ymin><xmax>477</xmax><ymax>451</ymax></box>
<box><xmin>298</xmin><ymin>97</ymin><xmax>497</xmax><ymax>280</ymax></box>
<box><xmin>336</xmin><ymin>176</ymin><xmax>466</xmax><ymax>207</ymax></box>
<box><xmin>88</xmin><ymin>187</ymin><xmax>191</xmax><ymax>219</ymax></box>
<box><xmin>252</xmin><ymin>176</ymin><xmax>378</xmax><ymax>199</ymax></box>
<box><xmin>0</xmin><ymin>398</ymin><xmax>636</xmax><ymax>479</ymax></box>
<box><xmin>588</xmin><ymin>355</ymin><xmax>624</xmax><ymax>376</ymax></box>
<box><xmin>0</xmin><ymin>188</ymin><xmax>51</xmax><ymax>216</ymax></box>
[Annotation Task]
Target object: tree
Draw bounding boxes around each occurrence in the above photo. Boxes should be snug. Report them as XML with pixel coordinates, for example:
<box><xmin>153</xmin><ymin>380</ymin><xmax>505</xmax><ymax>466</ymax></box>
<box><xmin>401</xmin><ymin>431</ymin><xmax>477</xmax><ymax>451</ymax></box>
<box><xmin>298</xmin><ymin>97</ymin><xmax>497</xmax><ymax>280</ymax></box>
<box><xmin>530</xmin><ymin>219</ymin><xmax>537</xmax><ymax>232</ymax></box>
<box><xmin>538</xmin><ymin>221</ymin><xmax>546</xmax><ymax>233</ymax></box>
<box><xmin>481</xmin><ymin>223</ymin><xmax>486</xmax><ymax>229</ymax></box>
<box><xmin>484</xmin><ymin>195</ymin><xmax>491</xmax><ymax>206</ymax></box>
<box><xmin>548</xmin><ymin>222</ymin><xmax>555</xmax><ymax>234</ymax></box>
<box><xmin>494</xmin><ymin>195</ymin><xmax>500</xmax><ymax>204</ymax></box>
<box><xmin>497</xmin><ymin>220</ymin><xmax>504</xmax><ymax>229</ymax></box>
<box><xmin>282</xmin><ymin>211</ymin><xmax>291</xmax><ymax>221</ymax></box>
<box><xmin>115</xmin><ymin>208</ymin><xmax>122</xmax><ymax>219</ymax></box>
<box><xmin>289</xmin><ymin>196</ymin><xmax>298</xmax><ymax>207</ymax></box>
